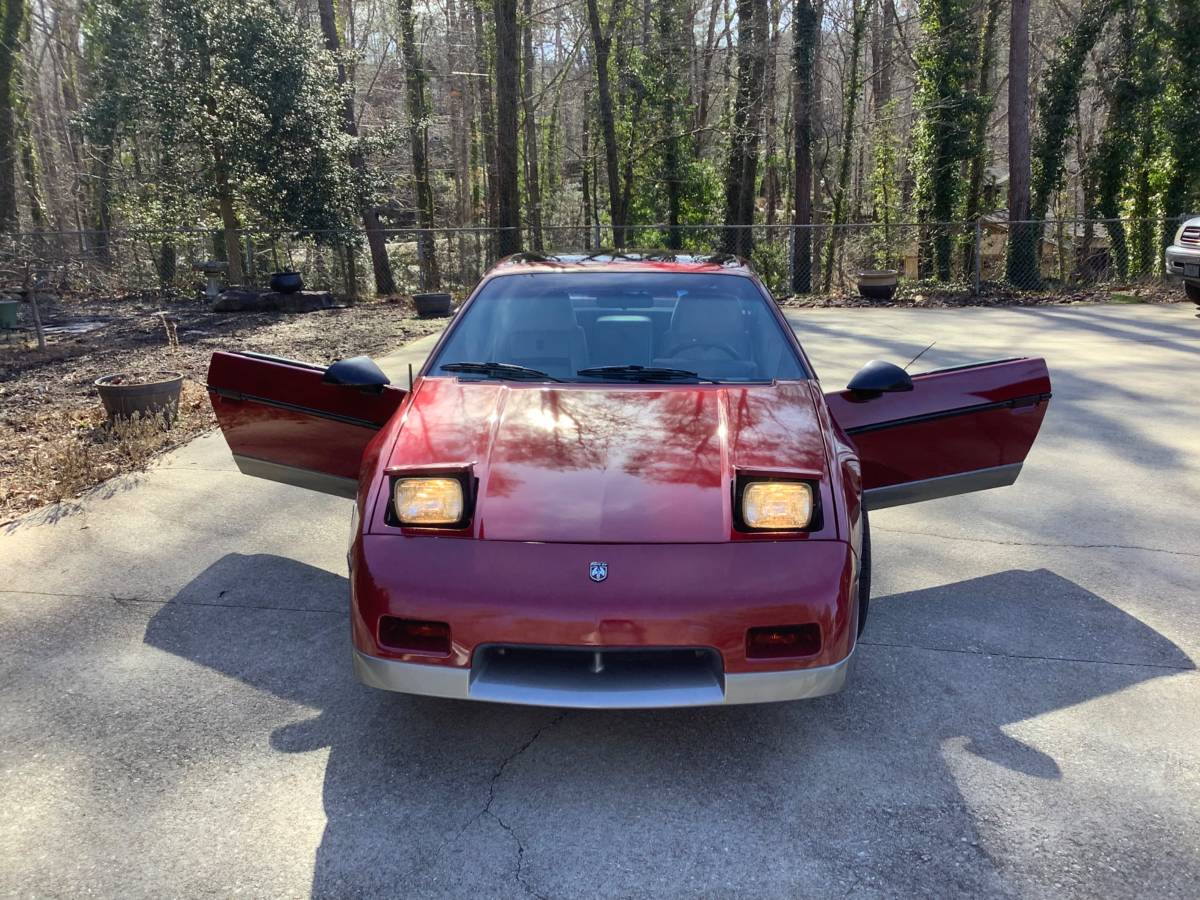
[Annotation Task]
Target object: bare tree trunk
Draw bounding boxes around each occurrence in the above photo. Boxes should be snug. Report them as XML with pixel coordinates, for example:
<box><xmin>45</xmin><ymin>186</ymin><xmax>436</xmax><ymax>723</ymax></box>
<box><xmin>493</xmin><ymin>0</ymin><xmax>523</xmax><ymax>255</ymax></box>
<box><xmin>447</xmin><ymin>0</ymin><xmax>473</xmax><ymax>284</ymax></box>
<box><xmin>722</xmin><ymin>0</ymin><xmax>769</xmax><ymax>257</ymax></box>
<box><xmin>584</xmin><ymin>0</ymin><xmax>626</xmax><ymax>246</ymax></box>
<box><xmin>657</xmin><ymin>0</ymin><xmax>685</xmax><ymax>250</ymax></box>
<box><xmin>214</xmin><ymin>157</ymin><xmax>244</xmax><ymax>286</ymax></box>
<box><xmin>581</xmin><ymin>89</ymin><xmax>597</xmax><ymax>249</ymax></box>
<box><xmin>790</xmin><ymin>0</ymin><xmax>819</xmax><ymax>293</ymax></box>
<box><xmin>1006</xmin><ymin>0</ymin><xmax>1037</xmax><ymax>287</ymax></box>
<box><xmin>398</xmin><ymin>0</ymin><xmax>441</xmax><ymax>288</ymax></box>
<box><xmin>199</xmin><ymin>38</ymin><xmax>245</xmax><ymax>287</ymax></box>
<box><xmin>472</xmin><ymin>0</ymin><xmax>499</xmax><ymax>255</ymax></box>
<box><xmin>521</xmin><ymin>0</ymin><xmax>543</xmax><ymax>251</ymax></box>
<box><xmin>695</xmin><ymin>0</ymin><xmax>723</xmax><ymax>152</ymax></box>
<box><xmin>820</xmin><ymin>0</ymin><xmax>868</xmax><ymax>291</ymax></box>
<box><xmin>762</xmin><ymin>0</ymin><xmax>783</xmax><ymax>227</ymax></box>
<box><xmin>317</xmin><ymin>0</ymin><xmax>396</xmax><ymax>296</ymax></box>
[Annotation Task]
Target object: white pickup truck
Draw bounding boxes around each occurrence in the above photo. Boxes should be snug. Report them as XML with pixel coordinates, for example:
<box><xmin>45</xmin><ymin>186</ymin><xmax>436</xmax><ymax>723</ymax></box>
<box><xmin>1165</xmin><ymin>217</ymin><xmax>1200</xmax><ymax>301</ymax></box>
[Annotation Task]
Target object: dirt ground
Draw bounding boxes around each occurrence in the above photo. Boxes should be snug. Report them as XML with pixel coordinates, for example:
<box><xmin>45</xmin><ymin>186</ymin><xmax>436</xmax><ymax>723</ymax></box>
<box><xmin>0</xmin><ymin>293</ymin><xmax>446</xmax><ymax>525</ymax></box>
<box><xmin>777</xmin><ymin>279</ymin><xmax>1186</xmax><ymax>308</ymax></box>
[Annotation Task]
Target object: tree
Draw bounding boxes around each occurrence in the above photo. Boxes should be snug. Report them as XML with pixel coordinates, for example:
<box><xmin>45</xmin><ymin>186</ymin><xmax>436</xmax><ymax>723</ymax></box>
<box><xmin>0</xmin><ymin>0</ymin><xmax>25</xmax><ymax>232</ymax></box>
<box><xmin>1006</xmin><ymin>0</ymin><xmax>1037</xmax><ymax>288</ymax></box>
<box><xmin>1085</xmin><ymin>0</ymin><xmax>1138</xmax><ymax>278</ymax></box>
<box><xmin>1126</xmin><ymin>0</ymin><xmax>1161</xmax><ymax>276</ymax></box>
<box><xmin>1029</xmin><ymin>0</ymin><xmax>1118</xmax><ymax>223</ymax></box>
<box><xmin>655</xmin><ymin>0</ymin><xmax>686</xmax><ymax>249</ymax></box>
<box><xmin>821</xmin><ymin>0</ymin><xmax>869</xmax><ymax>290</ymax></box>
<box><xmin>1161</xmin><ymin>0</ymin><xmax>1200</xmax><ymax>222</ymax></box>
<box><xmin>135</xmin><ymin>0</ymin><xmax>357</xmax><ymax>285</ymax></box>
<box><xmin>721</xmin><ymin>0</ymin><xmax>768</xmax><ymax>257</ymax></box>
<box><xmin>790</xmin><ymin>0</ymin><xmax>819</xmax><ymax>293</ymax></box>
<box><xmin>398</xmin><ymin>0</ymin><xmax>441</xmax><ymax>287</ymax></box>
<box><xmin>80</xmin><ymin>0</ymin><xmax>149</xmax><ymax>262</ymax></box>
<box><xmin>961</xmin><ymin>0</ymin><xmax>1003</xmax><ymax>231</ymax></box>
<box><xmin>493</xmin><ymin>0</ymin><xmax>522</xmax><ymax>255</ymax></box>
<box><xmin>471</xmin><ymin>0</ymin><xmax>499</xmax><ymax>245</ymax></box>
<box><xmin>913</xmin><ymin>0</ymin><xmax>976</xmax><ymax>280</ymax></box>
<box><xmin>584</xmin><ymin>0</ymin><xmax>627</xmax><ymax>245</ymax></box>
<box><xmin>316</xmin><ymin>0</ymin><xmax>396</xmax><ymax>296</ymax></box>
<box><xmin>520</xmin><ymin>0</ymin><xmax>543</xmax><ymax>251</ymax></box>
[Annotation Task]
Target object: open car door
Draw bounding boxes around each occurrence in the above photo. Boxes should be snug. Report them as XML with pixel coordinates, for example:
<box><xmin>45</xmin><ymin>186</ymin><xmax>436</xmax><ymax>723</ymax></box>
<box><xmin>825</xmin><ymin>357</ymin><xmax>1051</xmax><ymax>510</ymax></box>
<box><xmin>207</xmin><ymin>351</ymin><xmax>406</xmax><ymax>498</ymax></box>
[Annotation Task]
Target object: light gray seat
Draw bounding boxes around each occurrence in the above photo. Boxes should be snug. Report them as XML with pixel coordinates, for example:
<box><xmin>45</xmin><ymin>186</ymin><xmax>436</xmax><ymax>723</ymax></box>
<box><xmin>495</xmin><ymin>292</ymin><xmax>589</xmax><ymax>378</ymax></box>
<box><xmin>653</xmin><ymin>293</ymin><xmax>757</xmax><ymax>378</ymax></box>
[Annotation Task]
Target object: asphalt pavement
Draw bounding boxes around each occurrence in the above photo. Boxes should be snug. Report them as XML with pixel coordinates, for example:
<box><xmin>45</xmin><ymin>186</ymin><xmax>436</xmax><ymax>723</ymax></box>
<box><xmin>2</xmin><ymin>302</ymin><xmax>1198</xmax><ymax>898</ymax></box>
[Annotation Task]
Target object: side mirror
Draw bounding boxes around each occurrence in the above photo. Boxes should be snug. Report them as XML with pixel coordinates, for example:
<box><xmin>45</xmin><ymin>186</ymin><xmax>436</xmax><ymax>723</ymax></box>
<box><xmin>846</xmin><ymin>360</ymin><xmax>914</xmax><ymax>397</ymax></box>
<box><xmin>323</xmin><ymin>356</ymin><xmax>391</xmax><ymax>394</ymax></box>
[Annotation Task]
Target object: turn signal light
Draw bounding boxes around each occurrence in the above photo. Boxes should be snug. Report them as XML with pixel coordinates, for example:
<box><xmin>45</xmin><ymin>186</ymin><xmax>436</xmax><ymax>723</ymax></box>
<box><xmin>746</xmin><ymin>624</ymin><xmax>821</xmax><ymax>659</ymax></box>
<box><xmin>379</xmin><ymin>617</ymin><xmax>452</xmax><ymax>655</ymax></box>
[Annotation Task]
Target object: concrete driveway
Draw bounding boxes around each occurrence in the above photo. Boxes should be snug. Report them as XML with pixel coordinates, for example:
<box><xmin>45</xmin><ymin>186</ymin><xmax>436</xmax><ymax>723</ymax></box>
<box><xmin>2</xmin><ymin>303</ymin><xmax>1198</xmax><ymax>898</ymax></box>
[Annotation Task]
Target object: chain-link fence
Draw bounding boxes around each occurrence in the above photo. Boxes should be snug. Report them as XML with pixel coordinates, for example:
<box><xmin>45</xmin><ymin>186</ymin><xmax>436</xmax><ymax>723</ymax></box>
<box><xmin>0</xmin><ymin>215</ymin><xmax>1187</xmax><ymax>301</ymax></box>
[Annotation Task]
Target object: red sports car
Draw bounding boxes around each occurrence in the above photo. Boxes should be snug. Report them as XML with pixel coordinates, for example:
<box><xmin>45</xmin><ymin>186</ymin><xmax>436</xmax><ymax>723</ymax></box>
<box><xmin>207</xmin><ymin>255</ymin><xmax>1051</xmax><ymax>708</ymax></box>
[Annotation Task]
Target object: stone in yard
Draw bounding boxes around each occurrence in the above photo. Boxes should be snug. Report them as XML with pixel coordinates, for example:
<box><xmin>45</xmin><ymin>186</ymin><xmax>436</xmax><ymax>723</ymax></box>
<box><xmin>212</xmin><ymin>289</ymin><xmax>336</xmax><ymax>313</ymax></box>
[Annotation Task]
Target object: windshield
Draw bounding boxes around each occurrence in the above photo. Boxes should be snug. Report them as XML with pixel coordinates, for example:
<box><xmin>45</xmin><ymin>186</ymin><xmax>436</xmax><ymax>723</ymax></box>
<box><xmin>427</xmin><ymin>272</ymin><xmax>806</xmax><ymax>383</ymax></box>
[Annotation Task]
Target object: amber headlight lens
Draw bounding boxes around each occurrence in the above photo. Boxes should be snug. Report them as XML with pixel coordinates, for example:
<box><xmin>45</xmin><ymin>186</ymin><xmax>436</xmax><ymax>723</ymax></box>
<box><xmin>394</xmin><ymin>477</ymin><xmax>464</xmax><ymax>525</ymax></box>
<box><xmin>742</xmin><ymin>481</ymin><xmax>813</xmax><ymax>530</ymax></box>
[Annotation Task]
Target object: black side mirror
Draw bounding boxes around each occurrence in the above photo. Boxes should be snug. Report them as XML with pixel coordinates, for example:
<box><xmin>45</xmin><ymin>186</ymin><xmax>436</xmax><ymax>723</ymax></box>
<box><xmin>323</xmin><ymin>356</ymin><xmax>391</xmax><ymax>394</ymax></box>
<box><xmin>846</xmin><ymin>360</ymin><xmax>914</xmax><ymax>397</ymax></box>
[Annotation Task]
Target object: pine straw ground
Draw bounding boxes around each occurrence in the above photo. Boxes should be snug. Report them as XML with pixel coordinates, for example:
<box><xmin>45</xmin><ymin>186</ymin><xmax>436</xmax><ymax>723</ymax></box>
<box><xmin>0</xmin><ymin>280</ymin><xmax>1188</xmax><ymax>526</ymax></box>
<box><xmin>0</xmin><ymin>293</ymin><xmax>446</xmax><ymax>525</ymax></box>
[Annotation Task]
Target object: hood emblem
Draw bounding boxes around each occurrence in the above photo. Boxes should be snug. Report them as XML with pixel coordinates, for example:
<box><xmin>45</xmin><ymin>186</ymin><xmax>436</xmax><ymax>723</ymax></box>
<box><xmin>589</xmin><ymin>561</ymin><xmax>608</xmax><ymax>583</ymax></box>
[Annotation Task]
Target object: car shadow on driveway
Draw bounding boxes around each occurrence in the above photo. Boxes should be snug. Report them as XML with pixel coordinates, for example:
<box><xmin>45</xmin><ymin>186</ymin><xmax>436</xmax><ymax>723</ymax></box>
<box><xmin>143</xmin><ymin>554</ymin><xmax>1194</xmax><ymax>897</ymax></box>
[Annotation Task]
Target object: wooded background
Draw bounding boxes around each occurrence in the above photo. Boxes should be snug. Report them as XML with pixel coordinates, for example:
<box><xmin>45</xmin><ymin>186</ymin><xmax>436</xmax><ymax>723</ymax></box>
<box><xmin>2</xmin><ymin>0</ymin><xmax>1197</xmax><ymax>295</ymax></box>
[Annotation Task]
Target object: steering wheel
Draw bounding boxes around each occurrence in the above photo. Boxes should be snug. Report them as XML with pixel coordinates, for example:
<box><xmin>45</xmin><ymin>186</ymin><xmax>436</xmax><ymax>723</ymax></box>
<box><xmin>662</xmin><ymin>340</ymin><xmax>742</xmax><ymax>360</ymax></box>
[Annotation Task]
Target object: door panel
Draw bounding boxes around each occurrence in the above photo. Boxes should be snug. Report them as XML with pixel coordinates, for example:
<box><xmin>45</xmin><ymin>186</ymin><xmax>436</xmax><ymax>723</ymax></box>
<box><xmin>207</xmin><ymin>351</ymin><xmax>406</xmax><ymax>497</ymax></box>
<box><xmin>824</xmin><ymin>357</ymin><xmax>1051</xmax><ymax>509</ymax></box>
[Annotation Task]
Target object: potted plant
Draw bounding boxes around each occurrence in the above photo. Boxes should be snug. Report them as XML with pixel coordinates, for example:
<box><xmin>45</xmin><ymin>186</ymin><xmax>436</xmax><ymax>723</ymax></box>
<box><xmin>413</xmin><ymin>292</ymin><xmax>453</xmax><ymax>317</ymax></box>
<box><xmin>269</xmin><ymin>270</ymin><xmax>304</xmax><ymax>294</ymax></box>
<box><xmin>95</xmin><ymin>371</ymin><xmax>185</xmax><ymax>424</ymax></box>
<box><xmin>856</xmin><ymin>270</ymin><xmax>899</xmax><ymax>301</ymax></box>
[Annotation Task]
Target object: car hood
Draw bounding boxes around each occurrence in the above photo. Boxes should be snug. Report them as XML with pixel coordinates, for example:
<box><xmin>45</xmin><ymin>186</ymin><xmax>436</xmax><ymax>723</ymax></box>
<box><xmin>386</xmin><ymin>378</ymin><xmax>831</xmax><ymax>542</ymax></box>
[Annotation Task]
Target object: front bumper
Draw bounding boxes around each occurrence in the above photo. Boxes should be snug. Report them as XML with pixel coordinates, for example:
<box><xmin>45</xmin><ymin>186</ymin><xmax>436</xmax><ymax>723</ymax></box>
<box><xmin>353</xmin><ymin>646</ymin><xmax>853</xmax><ymax>708</ymax></box>
<box><xmin>349</xmin><ymin>534</ymin><xmax>858</xmax><ymax>708</ymax></box>
<box><xmin>1165</xmin><ymin>245</ymin><xmax>1200</xmax><ymax>281</ymax></box>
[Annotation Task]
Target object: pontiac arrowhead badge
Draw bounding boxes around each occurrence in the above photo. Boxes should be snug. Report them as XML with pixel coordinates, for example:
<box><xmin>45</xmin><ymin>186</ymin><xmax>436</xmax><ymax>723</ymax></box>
<box><xmin>589</xmin><ymin>561</ymin><xmax>608</xmax><ymax>583</ymax></box>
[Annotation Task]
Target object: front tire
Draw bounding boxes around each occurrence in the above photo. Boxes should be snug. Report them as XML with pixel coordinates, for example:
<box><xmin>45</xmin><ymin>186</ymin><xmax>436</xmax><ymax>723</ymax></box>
<box><xmin>857</xmin><ymin>507</ymin><xmax>872</xmax><ymax>637</ymax></box>
<box><xmin>1185</xmin><ymin>281</ymin><xmax>1200</xmax><ymax>303</ymax></box>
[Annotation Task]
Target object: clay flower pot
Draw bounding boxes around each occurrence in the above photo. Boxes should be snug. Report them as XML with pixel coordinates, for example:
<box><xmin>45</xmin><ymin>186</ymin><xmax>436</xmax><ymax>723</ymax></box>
<box><xmin>856</xmin><ymin>270</ymin><xmax>899</xmax><ymax>301</ymax></box>
<box><xmin>95</xmin><ymin>371</ymin><xmax>184</xmax><ymax>424</ymax></box>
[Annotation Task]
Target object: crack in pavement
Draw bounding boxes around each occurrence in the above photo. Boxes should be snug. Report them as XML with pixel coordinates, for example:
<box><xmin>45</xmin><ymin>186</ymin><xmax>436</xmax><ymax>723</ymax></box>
<box><xmin>396</xmin><ymin>711</ymin><xmax>570</xmax><ymax>894</ymax></box>
<box><xmin>859</xmin><ymin>638</ymin><xmax>1196</xmax><ymax>671</ymax></box>
<box><xmin>481</xmin><ymin>711</ymin><xmax>569</xmax><ymax>900</ymax></box>
<box><xmin>0</xmin><ymin>588</ymin><xmax>341</xmax><ymax>616</ymax></box>
<box><xmin>874</xmin><ymin>526</ymin><xmax>1200</xmax><ymax>559</ymax></box>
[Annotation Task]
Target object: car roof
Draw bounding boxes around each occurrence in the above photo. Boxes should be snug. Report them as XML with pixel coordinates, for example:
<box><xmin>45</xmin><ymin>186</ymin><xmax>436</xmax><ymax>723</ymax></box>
<box><xmin>483</xmin><ymin>252</ymin><xmax>757</xmax><ymax>277</ymax></box>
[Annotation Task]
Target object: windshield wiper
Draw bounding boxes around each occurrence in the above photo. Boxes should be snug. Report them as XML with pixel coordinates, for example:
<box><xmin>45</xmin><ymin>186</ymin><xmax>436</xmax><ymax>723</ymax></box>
<box><xmin>576</xmin><ymin>365</ymin><xmax>721</xmax><ymax>383</ymax></box>
<box><xmin>440</xmin><ymin>361</ymin><xmax>563</xmax><ymax>382</ymax></box>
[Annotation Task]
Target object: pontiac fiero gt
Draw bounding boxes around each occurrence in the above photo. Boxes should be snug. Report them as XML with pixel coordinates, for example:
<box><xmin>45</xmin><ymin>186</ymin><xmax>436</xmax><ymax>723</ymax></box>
<box><xmin>207</xmin><ymin>255</ymin><xmax>1051</xmax><ymax>708</ymax></box>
